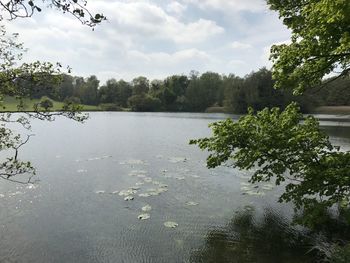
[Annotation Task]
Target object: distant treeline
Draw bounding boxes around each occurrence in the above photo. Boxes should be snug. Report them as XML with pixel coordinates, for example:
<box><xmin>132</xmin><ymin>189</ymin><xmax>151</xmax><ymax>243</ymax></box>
<box><xmin>19</xmin><ymin>68</ymin><xmax>350</xmax><ymax>113</ymax></box>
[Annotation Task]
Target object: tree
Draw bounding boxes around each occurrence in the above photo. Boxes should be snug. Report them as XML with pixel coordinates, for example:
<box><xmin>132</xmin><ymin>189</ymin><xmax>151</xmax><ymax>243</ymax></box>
<box><xmin>191</xmin><ymin>0</ymin><xmax>350</xmax><ymax>227</ymax></box>
<box><xmin>0</xmin><ymin>0</ymin><xmax>105</xmax><ymax>27</ymax></box>
<box><xmin>268</xmin><ymin>0</ymin><xmax>350</xmax><ymax>94</ymax></box>
<box><xmin>0</xmin><ymin>1</ymin><xmax>104</xmax><ymax>183</ymax></box>
<box><xmin>186</xmin><ymin>72</ymin><xmax>223</xmax><ymax>112</ymax></box>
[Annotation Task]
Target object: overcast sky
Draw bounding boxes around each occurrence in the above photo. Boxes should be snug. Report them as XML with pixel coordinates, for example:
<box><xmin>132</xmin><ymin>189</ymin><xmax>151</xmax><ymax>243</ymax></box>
<box><xmin>4</xmin><ymin>0</ymin><xmax>291</xmax><ymax>85</ymax></box>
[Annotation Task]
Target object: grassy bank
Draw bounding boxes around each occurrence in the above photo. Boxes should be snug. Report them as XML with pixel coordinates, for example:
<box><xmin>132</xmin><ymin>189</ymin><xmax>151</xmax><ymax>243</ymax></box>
<box><xmin>312</xmin><ymin>106</ymin><xmax>350</xmax><ymax>115</ymax></box>
<box><xmin>0</xmin><ymin>97</ymin><xmax>100</xmax><ymax>112</ymax></box>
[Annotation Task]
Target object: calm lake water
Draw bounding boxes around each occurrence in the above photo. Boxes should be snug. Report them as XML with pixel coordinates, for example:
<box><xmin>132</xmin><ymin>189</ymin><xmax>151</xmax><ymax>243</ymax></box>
<box><xmin>0</xmin><ymin>112</ymin><xmax>349</xmax><ymax>263</ymax></box>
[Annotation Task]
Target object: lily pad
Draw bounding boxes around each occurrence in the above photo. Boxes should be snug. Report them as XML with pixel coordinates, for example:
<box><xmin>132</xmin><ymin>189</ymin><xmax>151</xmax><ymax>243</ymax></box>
<box><xmin>157</xmin><ymin>188</ymin><xmax>168</xmax><ymax>193</ymax></box>
<box><xmin>138</xmin><ymin>213</ymin><xmax>150</xmax><ymax>220</ymax></box>
<box><xmin>139</xmin><ymin>193</ymin><xmax>151</xmax><ymax>197</ymax></box>
<box><xmin>164</xmin><ymin>221</ymin><xmax>178</xmax><ymax>228</ymax></box>
<box><xmin>144</xmin><ymin>177</ymin><xmax>153</xmax><ymax>183</ymax></box>
<box><xmin>124</xmin><ymin>196</ymin><xmax>134</xmax><ymax>201</ymax></box>
<box><xmin>148</xmin><ymin>191</ymin><xmax>160</xmax><ymax>196</ymax></box>
<box><xmin>142</xmin><ymin>205</ymin><xmax>152</xmax><ymax>212</ymax></box>
<box><xmin>119</xmin><ymin>189</ymin><xmax>136</xmax><ymax>196</ymax></box>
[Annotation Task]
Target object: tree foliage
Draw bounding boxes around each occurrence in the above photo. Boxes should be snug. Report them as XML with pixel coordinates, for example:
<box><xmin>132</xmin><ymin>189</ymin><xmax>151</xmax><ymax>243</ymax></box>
<box><xmin>190</xmin><ymin>103</ymin><xmax>350</xmax><ymax>225</ymax></box>
<box><xmin>268</xmin><ymin>0</ymin><xmax>350</xmax><ymax>94</ymax></box>
<box><xmin>0</xmin><ymin>0</ymin><xmax>105</xmax><ymax>26</ymax></box>
<box><xmin>0</xmin><ymin>0</ymin><xmax>103</xmax><ymax>183</ymax></box>
<box><xmin>191</xmin><ymin>0</ymin><xmax>350</xmax><ymax>228</ymax></box>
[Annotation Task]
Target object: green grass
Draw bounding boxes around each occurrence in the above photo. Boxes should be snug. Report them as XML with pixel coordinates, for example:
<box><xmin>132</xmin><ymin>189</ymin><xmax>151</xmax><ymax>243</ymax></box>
<box><xmin>0</xmin><ymin>97</ymin><xmax>101</xmax><ymax>112</ymax></box>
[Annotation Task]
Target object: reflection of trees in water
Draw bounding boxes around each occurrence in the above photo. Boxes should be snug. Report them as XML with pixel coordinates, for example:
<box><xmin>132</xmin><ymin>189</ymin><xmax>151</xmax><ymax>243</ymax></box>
<box><xmin>191</xmin><ymin>207</ymin><xmax>317</xmax><ymax>263</ymax></box>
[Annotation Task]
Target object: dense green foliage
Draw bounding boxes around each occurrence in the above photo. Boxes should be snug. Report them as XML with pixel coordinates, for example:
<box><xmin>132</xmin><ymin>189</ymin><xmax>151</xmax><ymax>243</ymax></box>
<box><xmin>16</xmin><ymin>68</ymin><xmax>349</xmax><ymax>113</ymax></box>
<box><xmin>268</xmin><ymin>0</ymin><xmax>350</xmax><ymax>94</ymax></box>
<box><xmin>190</xmin><ymin>103</ymin><xmax>350</xmax><ymax>226</ymax></box>
<box><xmin>190</xmin><ymin>0</ymin><xmax>350</xmax><ymax>246</ymax></box>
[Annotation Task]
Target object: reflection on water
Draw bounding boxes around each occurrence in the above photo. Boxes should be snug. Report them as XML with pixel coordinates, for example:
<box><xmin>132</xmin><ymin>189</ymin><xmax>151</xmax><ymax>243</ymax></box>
<box><xmin>191</xmin><ymin>207</ymin><xmax>316</xmax><ymax>263</ymax></box>
<box><xmin>0</xmin><ymin>112</ymin><xmax>348</xmax><ymax>262</ymax></box>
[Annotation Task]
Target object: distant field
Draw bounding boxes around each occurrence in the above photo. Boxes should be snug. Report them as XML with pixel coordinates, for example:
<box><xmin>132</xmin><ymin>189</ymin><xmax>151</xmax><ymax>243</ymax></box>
<box><xmin>0</xmin><ymin>97</ymin><xmax>100</xmax><ymax>112</ymax></box>
<box><xmin>312</xmin><ymin>106</ymin><xmax>350</xmax><ymax>115</ymax></box>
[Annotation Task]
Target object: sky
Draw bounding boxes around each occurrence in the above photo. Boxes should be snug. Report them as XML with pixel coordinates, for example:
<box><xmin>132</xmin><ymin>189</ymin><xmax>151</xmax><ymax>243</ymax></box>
<box><xmin>4</xmin><ymin>0</ymin><xmax>291</xmax><ymax>85</ymax></box>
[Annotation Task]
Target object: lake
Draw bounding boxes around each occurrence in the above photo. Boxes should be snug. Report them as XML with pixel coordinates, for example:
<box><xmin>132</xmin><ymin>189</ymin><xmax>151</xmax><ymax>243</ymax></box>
<box><xmin>0</xmin><ymin>112</ymin><xmax>349</xmax><ymax>263</ymax></box>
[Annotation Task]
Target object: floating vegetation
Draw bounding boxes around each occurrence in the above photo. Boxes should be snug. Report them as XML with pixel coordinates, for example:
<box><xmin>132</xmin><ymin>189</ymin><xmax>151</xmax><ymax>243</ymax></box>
<box><xmin>111</xmin><ymin>191</ymin><xmax>119</xmax><ymax>195</ymax></box>
<box><xmin>164</xmin><ymin>221</ymin><xmax>178</xmax><ymax>228</ymax></box>
<box><xmin>186</xmin><ymin>201</ymin><xmax>199</xmax><ymax>206</ymax></box>
<box><xmin>169</xmin><ymin>157</ymin><xmax>187</xmax><ymax>163</ymax></box>
<box><xmin>124</xmin><ymin>196</ymin><xmax>134</xmax><ymax>201</ymax></box>
<box><xmin>158</xmin><ymin>183</ymin><xmax>168</xmax><ymax>188</ymax></box>
<box><xmin>95</xmin><ymin>190</ymin><xmax>105</xmax><ymax>194</ymax></box>
<box><xmin>240</xmin><ymin>182</ymin><xmax>251</xmax><ymax>186</ymax></box>
<box><xmin>148</xmin><ymin>191</ymin><xmax>160</xmax><ymax>196</ymax></box>
<box><xmin>77</xmin><ymin>169</ymin><xmax>87</xmax><ymax>173</ymax></box>
<box><xmin>152</xmin><ymin>181</ymin><xmax>161</xmax><ymax>185</ymax></box>
<box><xmin>139</xmin><ymin>193</ymin><xmax>151</xmax><ymax>198</ymax></box>
<box><xmin>129</xmin><ymin>186</ymin><xmax>140</xmax><ymax>190</ymax></box>
<box><xmin>157</xmin><ymin>188</ymin><xmax>168</xmax><ymax>193</ymax></box>
<box><xmin>135</xmin><ymin>182</ymin><xmax>145</xmax><ymax>186</ymax></box>
<box><xmin>241</xmin><ymin>186</ymin><xmax>251</xmax><ymax>191</ymax></box>
<box><xmin>138</xmin><ymin>213</ymin><xmax>150</xmax><ymax>220</ymax></box>
<box><xmin>144</xmin><ymin>177</ymin><xmax>153</xmax><ymax>183</ymax></box>
<box><xmin>142</xmin><ymin>205</ymin><xmax>152</xmax><ymax>212</ymax></box>
<box><xmin>119</xmin><ymin>189</ymin><xmax>137</xmax><ymax>196</ymax></box>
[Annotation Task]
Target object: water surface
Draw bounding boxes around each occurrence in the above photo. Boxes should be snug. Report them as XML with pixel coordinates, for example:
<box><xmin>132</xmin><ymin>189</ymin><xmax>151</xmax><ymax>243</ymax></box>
<box><xmin>0</xmin><ymin>112</ymin><xmax>349</xmax><ymax>262</ymax></box>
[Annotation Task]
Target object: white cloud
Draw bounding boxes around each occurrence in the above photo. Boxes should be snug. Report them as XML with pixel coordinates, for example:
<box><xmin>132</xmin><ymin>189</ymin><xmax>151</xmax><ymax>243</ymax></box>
<box><xmin>182</xmin><ymin>0</ymin><xmax>266</xmax><ymax>13</ymax></box>
<box><xmin>1</xmin><ymin>0</ymin><xmax>292</xmax><ymax>83</ymax></box>
<box><xmin>166</xmin><ymin>1</ymin><xmax>187</xmax><ymax>16</ymax></box>
<box><xmin>231</xmin><ymin>41</ymin><xmax>252</xmax><ymax>49</ymax></box>
<box><xmin>90</xmin><ymin>1</ymin><xmax>224</xmax><ymax>44</ymax></box>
